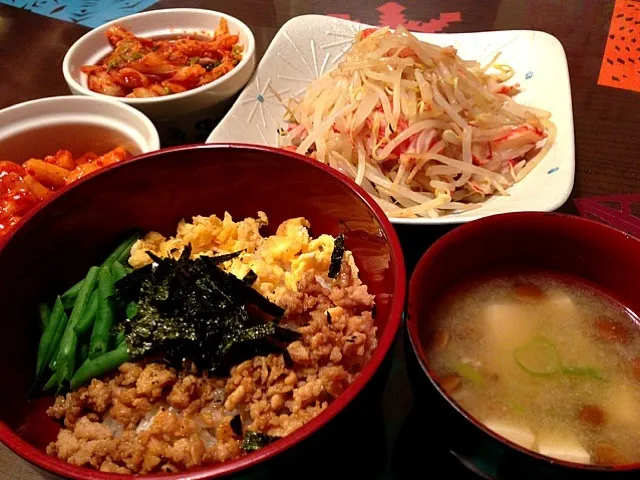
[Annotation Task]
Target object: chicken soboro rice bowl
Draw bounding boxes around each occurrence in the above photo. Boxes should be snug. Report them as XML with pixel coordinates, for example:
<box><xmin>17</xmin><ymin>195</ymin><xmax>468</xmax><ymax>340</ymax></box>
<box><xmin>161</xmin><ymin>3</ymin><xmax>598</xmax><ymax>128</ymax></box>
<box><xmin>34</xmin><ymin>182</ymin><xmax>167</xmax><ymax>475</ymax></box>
<box><xmin>42</xmin><ymin>212</ymin><xmax>377</xmax><ymax>474</ymax></box>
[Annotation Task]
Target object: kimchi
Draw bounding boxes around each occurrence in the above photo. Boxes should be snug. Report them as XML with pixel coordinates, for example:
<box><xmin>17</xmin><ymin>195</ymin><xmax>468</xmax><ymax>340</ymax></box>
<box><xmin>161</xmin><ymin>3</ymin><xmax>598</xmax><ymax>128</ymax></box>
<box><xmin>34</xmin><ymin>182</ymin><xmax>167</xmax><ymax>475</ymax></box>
<box><xmin>81</xmin><ymin>19</ymin><xmax>243</xmax><ymax>98</ymax></box>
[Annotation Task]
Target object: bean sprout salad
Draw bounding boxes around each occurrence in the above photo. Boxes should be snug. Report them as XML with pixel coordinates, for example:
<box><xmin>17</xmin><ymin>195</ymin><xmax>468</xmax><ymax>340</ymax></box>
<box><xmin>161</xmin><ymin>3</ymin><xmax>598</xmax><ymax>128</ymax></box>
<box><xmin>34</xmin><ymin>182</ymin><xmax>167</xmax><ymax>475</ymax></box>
<box><xmin>277</xmin><ymin>26</ymin><xmax>556</xmax><ymax>218</ymax></box>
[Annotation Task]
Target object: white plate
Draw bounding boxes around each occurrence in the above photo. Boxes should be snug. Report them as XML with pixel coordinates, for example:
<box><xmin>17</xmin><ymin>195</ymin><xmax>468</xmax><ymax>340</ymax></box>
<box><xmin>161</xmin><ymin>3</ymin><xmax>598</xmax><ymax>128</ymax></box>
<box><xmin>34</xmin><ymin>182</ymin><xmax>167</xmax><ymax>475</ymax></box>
<box><xmin>207</xmin><ymin>14</ymin><xmax>575</xmax><ymax>225</ymax></box>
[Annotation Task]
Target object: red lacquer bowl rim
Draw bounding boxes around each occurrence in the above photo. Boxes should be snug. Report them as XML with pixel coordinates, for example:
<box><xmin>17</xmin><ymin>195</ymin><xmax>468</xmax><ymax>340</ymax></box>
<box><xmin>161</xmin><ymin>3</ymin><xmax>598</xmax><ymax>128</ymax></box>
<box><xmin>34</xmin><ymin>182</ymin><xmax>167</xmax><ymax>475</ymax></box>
<box><xmin>406</xmin><ymin>211</ymin><xmax>640</xmax><ymax>472</ymax></box>
<box><xmin>0</xmin><ymin>143</ymin><xmax>407</xmax><ymax>479</ymax></box>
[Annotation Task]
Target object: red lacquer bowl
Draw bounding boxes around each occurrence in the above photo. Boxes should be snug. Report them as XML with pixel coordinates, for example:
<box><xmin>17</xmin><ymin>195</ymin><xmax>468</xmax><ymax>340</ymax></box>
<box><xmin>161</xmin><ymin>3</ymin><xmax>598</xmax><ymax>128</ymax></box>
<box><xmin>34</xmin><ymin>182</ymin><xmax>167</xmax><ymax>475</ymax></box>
<box><xmin>0</xmin><ymin>144</ymin><xmax>406</xmax><ymax>479</ymax></box>
<box><xmin>406</xmin><ymin>212</ymin><xmax>640</xmax><ymax>478</ymax></box>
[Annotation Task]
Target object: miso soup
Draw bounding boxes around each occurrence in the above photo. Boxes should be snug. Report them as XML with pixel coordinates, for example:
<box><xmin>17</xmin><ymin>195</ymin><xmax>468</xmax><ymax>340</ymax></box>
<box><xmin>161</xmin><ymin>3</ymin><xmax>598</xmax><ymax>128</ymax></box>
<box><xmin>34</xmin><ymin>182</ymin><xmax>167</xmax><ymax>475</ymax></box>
<box><xmin>424</xmin><ymin>273</ymin><xmax>640</xmax><ymax>466</ymax></box>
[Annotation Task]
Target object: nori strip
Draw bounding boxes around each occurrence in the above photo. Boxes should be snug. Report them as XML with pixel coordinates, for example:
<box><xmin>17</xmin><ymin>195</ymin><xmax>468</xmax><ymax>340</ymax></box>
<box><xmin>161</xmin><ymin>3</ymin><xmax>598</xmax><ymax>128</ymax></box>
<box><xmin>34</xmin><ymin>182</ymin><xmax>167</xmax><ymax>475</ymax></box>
<box><xmin>230</xmin><ymin>414</ymin><xmax>243</xmax><ymax>436</ymax></box>
<box><xmin>201</xmin><ymin>256</ymin><xmax>284</xmax><ymax>318</ymax></box>
<box><xmin>242</xmin><ymin>431</ymin><xmax>279</xmax><ymax>452</ymax></box>
<box><xmin>209</xmin><ymin>250</ymin><xmax>244</xmax><ymax>264</ymax></box>
<box><xmin>243</xmin><ymin>270</ymin><xmax>258</xmax><ymax>286</ymax></box>
<box><xmin>328</xmin><ymin>234</ymin><xmax>345</xmax><ymax>278</ymax></box>
<box><xmin>282</xmin><ymin>350</ymin><xmax>294</xmax><ymax>369</ymax></box>
<box><xmin>115</xmin><ymin>244</ymin><xmax>298</xmax><ymax>374</ymax></box>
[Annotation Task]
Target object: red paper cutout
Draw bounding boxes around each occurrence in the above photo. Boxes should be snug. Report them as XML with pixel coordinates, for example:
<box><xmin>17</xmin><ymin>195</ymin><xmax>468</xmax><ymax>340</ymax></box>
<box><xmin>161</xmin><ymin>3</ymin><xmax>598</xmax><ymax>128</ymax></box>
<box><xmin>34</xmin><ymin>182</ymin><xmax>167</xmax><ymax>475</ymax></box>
<box><xmin>574</xmin><ymin>194</ymin><xmax>640</xmax><ymax>238</ymax></box>
<box><xmin>329</xmin><ymin>13</ymin><xmax>352</xmax><ymax>20</ymax></box>
<box><xmin>328</xmin><ymin>1</ymin><xmax>462</xmax><ymax>33</ymax></box>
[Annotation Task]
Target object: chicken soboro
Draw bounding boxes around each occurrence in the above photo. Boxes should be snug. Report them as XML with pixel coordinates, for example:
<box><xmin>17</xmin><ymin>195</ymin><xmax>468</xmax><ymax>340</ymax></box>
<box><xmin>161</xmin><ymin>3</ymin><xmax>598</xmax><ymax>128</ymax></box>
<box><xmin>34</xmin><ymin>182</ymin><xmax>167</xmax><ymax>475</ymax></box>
<box><xmin>47</xmin><ymin>213</ymin><xmax>378</xmax><ymax>473</ymax></box>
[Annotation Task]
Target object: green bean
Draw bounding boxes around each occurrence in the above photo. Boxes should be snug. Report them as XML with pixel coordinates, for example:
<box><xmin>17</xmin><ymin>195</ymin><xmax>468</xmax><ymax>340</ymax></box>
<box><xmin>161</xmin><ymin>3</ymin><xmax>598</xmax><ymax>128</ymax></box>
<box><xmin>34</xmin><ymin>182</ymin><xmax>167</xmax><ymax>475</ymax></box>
<box><xmin>78</xmin><ymin>342</ymin><xmax>90</xmax><ymax>365</ymax></box>
<box><xmin>38</xmin><ymin>303</ymin><xmax>51</xmax><ymax>331</ymax></box>
<box><xmin>110</xmin><ymin>261</ymin><xmax>128</xmax><ymax>283</ymax></box>
<box><xmin>56</xmin><ymin>333</ymin><xmax>78</xmax><ymax>390</ymax></box>
<box><xmin>58</xmin><ymin>233</ymin><xmax>139</xmax><ymax>308</ymax></box>
<box><xmin>115</xmin><ymin>330</ymin><xmax>126</xmax><ymax>348</ymax></box>
<box><xmin>56</xmin><ymin>266</ymin><xmax>100</xmax><ymax>386</ymax></box>
<box><xmin>49</xmin><ymin>343</ymin><xmax>60</xmax><ymax>371</ymax></box>
<box><xmin>42</xmin><ymin>372</ymin><xmax>58</xmax><ymax>392</ymax></box>
<box><xmin>46</xmin><ymin>305</ymin><xmax>68</xmax><ymax>367</ymax></box>
<box><xmin>125</xmin><ymin>301</ymin><xmax>138</xmax><ymax>320</ymax></box>
<box><xmin>35</xmin><ymin>299</ymin><xmax>61</xmax><ymax>377</ymax></box>
<box><xmin>89</xmin><ymin>267</ymin><xmax>115</xmax><ymax>360</ymax></box>
<box><xmin>105</xmin><ymin>232</ymin><xmax>140</xmax><ymax>269</ymax></box>
<box><xmin>60</xmin><ymin>280</ymin><xmax>83</xmax><ymax>309</ymax></box>
<box><xmin>36</xmin><ymin>297</ymin><xmax>67</xmax><ymax>378</ymax></box>
<box><xmin>74</xmin><ymin>290</ymin><xmax>99</xmax><ymax>336</ymax></box>
<box><xmin>70</xmin><ymin>344</ymin><xmax>130</xmax><ymax>390</ymax></box>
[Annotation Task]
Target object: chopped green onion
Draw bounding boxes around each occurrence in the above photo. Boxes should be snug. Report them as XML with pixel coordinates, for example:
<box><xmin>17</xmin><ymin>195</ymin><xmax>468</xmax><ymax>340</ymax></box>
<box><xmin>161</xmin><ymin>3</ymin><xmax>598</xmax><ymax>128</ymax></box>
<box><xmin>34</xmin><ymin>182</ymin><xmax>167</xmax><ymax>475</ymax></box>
<box><xmin>561</xmin><ymin>366</ymin><xmax>605</xmax><ymax>380</ymax></box>
<box><xmin>204</xmin><ymin>61</ymin><xmax>221</xmax><ymax>71</ymax></box>
<box><xmin>454</xmin><ymin>362</ymin><xmax>483</xmax><ymax>384</ymax></box>
<box><xmin>188</xmin><ymin>56</ymin><xmax>200</xmax><ymax>66</ymax></box>
<box><xmin>513</xmin><ymin>336</ymin><xmax>560</xmax><ymax>375</ymax></box>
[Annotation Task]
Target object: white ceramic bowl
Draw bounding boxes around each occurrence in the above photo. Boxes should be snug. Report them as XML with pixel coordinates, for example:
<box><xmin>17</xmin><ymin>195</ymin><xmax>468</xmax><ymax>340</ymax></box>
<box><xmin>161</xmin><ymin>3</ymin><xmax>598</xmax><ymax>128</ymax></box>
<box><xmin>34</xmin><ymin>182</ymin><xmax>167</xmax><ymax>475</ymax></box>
<box><xmin>62</xmin><ymin>8</ymin><xmax>256</xmax><ymax>121</ymax></box>
<box><xmin>0</xmin><ymin>96</ymin><xmax>160</xmax><ymax>162</ymax></box>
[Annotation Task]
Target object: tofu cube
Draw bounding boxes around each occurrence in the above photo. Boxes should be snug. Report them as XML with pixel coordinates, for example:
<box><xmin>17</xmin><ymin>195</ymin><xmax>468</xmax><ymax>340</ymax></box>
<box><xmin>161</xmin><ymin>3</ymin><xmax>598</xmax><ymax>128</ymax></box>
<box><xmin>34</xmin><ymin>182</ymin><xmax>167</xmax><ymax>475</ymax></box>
<box><xmin>484</xmin><ymin>419</ymin><xmax>535</xmax><ymax>450</ymax></box>
<box><xmin>546</xmin><ymin>292</ymin><xmax>579</xmax><ymax>324</ymax></box>
<box><xmin>605</xmin><ymin>381</ymin><xmax>640</xmax><ymax>426</ymax></box>
<box><xmin>484</xmin><ymin>304</ymin><xmax>535</xmax><ymax>349</ymax></box>
<box><xmin>537</xmin><ymin>432</ymin><xmax>591</xmax><ymax>464</ymax></box>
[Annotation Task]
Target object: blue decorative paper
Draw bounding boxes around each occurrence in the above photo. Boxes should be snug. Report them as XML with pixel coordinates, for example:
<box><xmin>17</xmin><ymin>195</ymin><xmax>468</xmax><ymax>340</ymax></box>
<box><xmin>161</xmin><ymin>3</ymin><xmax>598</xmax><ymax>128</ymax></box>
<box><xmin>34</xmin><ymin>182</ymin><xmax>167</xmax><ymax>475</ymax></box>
<box><xmin>0</xmin><ymin>0</ymin><xmax>160</xmax><ymax>28</ymax></box>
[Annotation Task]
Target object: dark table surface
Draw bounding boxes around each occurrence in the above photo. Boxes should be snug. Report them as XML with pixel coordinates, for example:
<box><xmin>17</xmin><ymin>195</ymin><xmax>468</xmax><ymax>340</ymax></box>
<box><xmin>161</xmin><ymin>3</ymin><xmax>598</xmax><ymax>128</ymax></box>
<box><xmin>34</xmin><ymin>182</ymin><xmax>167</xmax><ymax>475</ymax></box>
<box><xmin>0</xmin><ymin>0</ymin><xmax>638</xmax><ymax>478</ymax></box>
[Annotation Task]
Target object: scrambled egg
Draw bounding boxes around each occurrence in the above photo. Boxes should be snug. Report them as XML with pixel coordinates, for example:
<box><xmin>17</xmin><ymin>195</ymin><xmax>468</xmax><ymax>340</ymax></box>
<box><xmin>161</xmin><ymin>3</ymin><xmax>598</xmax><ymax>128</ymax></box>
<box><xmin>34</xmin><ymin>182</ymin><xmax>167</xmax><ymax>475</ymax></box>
<box><xmin>129</xmin><ymin>212</ymin><xmax>358</xmax><ymax>303</ymax></box>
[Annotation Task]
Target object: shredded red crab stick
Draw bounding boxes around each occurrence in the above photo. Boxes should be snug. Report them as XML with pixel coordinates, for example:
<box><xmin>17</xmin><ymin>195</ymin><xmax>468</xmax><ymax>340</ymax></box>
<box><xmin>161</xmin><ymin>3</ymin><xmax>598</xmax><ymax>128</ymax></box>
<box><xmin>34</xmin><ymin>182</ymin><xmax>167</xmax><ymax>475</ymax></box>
<box><xmin>277</xmin><ymin>26</ymin><xmax>556</xmax><ymax>218</ymax></box>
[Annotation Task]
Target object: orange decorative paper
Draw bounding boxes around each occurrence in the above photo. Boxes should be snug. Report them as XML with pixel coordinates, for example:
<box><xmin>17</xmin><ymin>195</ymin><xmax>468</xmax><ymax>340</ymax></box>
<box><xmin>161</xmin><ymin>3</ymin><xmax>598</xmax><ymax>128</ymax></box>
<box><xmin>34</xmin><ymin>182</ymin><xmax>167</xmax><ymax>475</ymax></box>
<box><xmin>598</xmin><ymin>0</ymin><xmax>640</xmax><ymax>92</ymax></box>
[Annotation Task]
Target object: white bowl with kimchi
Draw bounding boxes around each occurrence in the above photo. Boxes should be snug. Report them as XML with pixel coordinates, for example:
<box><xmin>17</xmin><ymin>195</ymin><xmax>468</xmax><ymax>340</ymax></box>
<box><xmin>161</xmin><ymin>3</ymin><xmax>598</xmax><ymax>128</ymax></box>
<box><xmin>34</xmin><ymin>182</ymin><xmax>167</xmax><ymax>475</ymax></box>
<box><xmin>208</xmin><ymin>15</ymin><xmax>575</xmax><ymax>224</ymax></box>
<box><xmin>63</xmin><ymin>8</ymin><xmax>256</xmax><ymax>121</ymax></box>
<box><xmin>0</xmin><ymin>95</ymin><xmax>160</xmax><ymax>236</ymax></box>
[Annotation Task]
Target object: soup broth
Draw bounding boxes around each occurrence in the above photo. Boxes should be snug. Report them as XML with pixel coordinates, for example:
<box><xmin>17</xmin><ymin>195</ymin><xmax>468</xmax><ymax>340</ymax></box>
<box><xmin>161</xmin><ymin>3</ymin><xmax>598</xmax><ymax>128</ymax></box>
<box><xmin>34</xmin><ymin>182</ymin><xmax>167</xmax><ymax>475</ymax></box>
<box><xmin>424</xmin><ymin>273</ymin><xmax>640</xmax><ymax>466</ymax></box>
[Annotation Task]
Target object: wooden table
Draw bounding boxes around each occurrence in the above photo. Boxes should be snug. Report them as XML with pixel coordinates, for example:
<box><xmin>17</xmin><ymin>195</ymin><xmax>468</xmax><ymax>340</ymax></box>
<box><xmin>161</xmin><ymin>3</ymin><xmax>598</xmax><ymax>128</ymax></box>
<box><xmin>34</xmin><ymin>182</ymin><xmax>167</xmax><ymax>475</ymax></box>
<box><xmin>0</xmin><ymin>1</ymin><xmax>638</xmax><ymax>478</ymax></box>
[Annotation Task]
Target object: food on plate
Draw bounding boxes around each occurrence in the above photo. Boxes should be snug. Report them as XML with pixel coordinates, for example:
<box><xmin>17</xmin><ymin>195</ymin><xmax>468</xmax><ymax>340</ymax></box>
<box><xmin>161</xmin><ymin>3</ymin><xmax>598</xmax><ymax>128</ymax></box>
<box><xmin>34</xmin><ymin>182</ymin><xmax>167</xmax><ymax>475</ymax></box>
<box><xmin>424</xmin><ymin>273</ymin><xmax>640</xmax><ymax>465</ymax></box>
<box><xmin>82</xmin><ymin>19</ymin><xmax>243</xmax><ymax>98</ymax></box>
<box><xmin>278</xmin><ymin>27</ymin><xmax>556</xmax><ymax>218</ymax></box>
<box><xmin>0</xmin><ymin>147</ymin><xmax>131</xmax><ymax>236</ymax></box>
<box><xmin>37</xmin><ymin>212</ymin><xmax>377</xmax><ymax>473</ymax></box>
